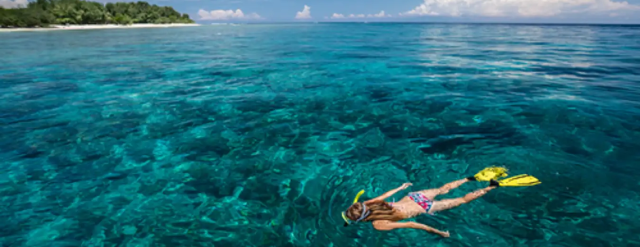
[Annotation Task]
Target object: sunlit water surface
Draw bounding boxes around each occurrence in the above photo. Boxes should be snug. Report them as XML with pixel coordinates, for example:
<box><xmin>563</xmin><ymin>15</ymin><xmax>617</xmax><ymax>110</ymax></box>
<box><xmin>1</xmin><ymin>23</ymin><xmax>639</xmax><ymax>247</ymax></box>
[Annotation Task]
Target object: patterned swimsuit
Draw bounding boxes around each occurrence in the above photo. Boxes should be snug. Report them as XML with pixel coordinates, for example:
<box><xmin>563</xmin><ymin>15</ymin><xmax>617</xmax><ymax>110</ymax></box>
<box><xmin>389</xmin><ymin>192</ymin><xmax>434</xmax><ymax>215</ymax></box>
<box><xmin>407</xmin><ymin>192</ymin><xmax>433</xmax><ymax>212</ymax></box>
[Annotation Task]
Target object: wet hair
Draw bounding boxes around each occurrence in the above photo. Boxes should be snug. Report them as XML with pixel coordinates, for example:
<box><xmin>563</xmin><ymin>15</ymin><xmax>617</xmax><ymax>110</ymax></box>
<box><xmin>345</xmin><ymin>201</ymin><xmax>402</xmax><ymax>224</ymax></box>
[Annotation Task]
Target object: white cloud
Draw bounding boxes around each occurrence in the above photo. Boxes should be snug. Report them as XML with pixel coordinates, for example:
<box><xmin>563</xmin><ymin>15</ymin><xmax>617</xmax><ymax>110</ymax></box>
<box><xmin>367</xmin><ymin>11</ymin><xmax>390</xmax><ymax>18</ymax></box>
<box><xmin>330</xmin><ymin>11</ymin><xmax>391</xmax><ymax>19</ymax></box>
<box><xmin>0</xmin><ymin>0</ymin><xmax>28</xmax><ymax>8</ymax></box>
<box><xmin>296</xmin><ymin>5</ymin><xmax>312</xmax><ymax>19</ymax></box>
<box><xmin>402</xmin><ymin>0</ymin><xmax>640</xmax><ymax>18</ymax></box>
<box><xmin>198</xmin><ymin>9</ymin><xmax>261</xmax><ymax>20</ymax></box>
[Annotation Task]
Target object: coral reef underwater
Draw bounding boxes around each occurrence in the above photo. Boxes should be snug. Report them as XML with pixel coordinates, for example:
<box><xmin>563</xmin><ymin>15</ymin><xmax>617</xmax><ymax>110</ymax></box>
<box><xmin>0</xmin><ymin>24</ymin><xmax>639</xmax><ymax>247</ymax></box>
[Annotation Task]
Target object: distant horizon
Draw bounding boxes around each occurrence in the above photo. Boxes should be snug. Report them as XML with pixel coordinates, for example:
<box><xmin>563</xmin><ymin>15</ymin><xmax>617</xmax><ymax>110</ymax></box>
<box><xmin>196</xmin><ymin>21</ymin><xmax>640</xmax><ymax>25</ymax></box>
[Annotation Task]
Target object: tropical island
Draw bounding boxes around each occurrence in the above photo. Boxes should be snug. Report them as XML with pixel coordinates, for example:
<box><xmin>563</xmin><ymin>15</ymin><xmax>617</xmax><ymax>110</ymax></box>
<box><xmin>0</xmin><ymin>0</ymin><xmax>195</xmax><ymax>28</ymax></box>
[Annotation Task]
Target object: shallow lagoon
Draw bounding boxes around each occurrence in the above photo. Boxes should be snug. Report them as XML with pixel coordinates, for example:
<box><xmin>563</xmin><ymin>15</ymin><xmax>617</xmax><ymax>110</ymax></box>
<box><xmin>1</xmin><ymin>23</ymin><xmax>639</xmax><ymax>246</ymax></box>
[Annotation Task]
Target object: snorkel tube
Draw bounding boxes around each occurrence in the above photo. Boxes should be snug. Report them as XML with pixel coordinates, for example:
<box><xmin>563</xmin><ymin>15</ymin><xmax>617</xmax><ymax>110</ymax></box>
<box><xmin>341</xmin><ymin>190</ymin><xmax>369</xmax><ymax>227</ymax></box>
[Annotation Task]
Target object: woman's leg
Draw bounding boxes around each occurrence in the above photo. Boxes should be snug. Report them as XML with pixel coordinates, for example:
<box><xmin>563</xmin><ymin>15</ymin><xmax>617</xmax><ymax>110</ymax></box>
<box><xmin>418</xmin><ymin>178</ymin><xmax>471</xmax><ymax>199</ymax></box>
<box><xmin>428</xmin><ymin>186</ymin><xmax>495</xmax><ymax>213</ymax></box>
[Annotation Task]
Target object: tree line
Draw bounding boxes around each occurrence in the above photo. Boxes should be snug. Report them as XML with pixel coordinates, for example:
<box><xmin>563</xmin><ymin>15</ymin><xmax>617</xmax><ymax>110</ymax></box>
<box><xmin>0</xmin><ymin>0</ymin><xmax>194</xmax><ymax>28</ymax></box>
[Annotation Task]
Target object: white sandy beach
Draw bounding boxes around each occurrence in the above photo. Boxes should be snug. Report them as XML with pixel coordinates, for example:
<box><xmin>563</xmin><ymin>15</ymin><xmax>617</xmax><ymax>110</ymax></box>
<box><xmin>0</xmin><ymin>23</ymin><xmax>201</xmax><ymax>32</ymax></box>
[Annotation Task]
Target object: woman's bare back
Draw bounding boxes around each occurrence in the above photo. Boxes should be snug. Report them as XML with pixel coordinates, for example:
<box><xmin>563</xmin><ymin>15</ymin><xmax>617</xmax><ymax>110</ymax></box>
<box><xmin>390</xmin><ymin>195</ymin><xmax>428</xmax><ymax>219</ymax></box>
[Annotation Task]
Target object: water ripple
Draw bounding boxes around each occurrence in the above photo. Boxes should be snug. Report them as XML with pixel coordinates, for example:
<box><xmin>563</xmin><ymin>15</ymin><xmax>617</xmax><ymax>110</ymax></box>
<box><xmin>0</xmin><ymin>23</ymin><xmax>639</xmax><ymax>247</ymax></box>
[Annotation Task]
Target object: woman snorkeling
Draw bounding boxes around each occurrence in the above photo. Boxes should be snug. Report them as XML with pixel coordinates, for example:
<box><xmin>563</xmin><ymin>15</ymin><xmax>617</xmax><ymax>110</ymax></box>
<box><xmin>341</xmin><ymin>167</ymin><xmax>540</xmax><ymax>238</ymax></box>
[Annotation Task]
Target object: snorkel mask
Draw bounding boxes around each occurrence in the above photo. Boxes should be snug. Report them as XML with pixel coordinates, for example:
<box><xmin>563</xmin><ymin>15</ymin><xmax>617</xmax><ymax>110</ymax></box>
<box><xmin>341</xmin><ymin>190</ymin><xmax>371</xmax><ymax>227</ymax></box>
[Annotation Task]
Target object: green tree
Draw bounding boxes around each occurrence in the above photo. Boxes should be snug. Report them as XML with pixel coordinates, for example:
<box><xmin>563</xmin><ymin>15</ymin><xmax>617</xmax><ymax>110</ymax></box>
<box><xmin>1</xmin><ymin>0</ymin><xmax>194</xmax><ymax>28</ymax></box>
<box><xmin>79</xmin><ymin>1</ymin><xmax>107</xmax><ymax>24</ymax></box>
<box><xmin>113</xmin><ymin>13</ymin><xmax>132</xmax><ymax>25</ymax></box>
<box><xmin>51</xmin><ymin>0</ymin><xmax>78</xmax><ymax>24</ymax></box>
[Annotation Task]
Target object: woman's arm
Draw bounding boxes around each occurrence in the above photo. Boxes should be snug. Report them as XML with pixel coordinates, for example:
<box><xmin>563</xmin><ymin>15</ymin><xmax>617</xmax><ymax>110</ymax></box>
<box><xmin>372</xmin><ymin>221</ymin><xmax>450</xmax><ymax>238</ymax></box>
<box><xmin>364</xmin><ymin>183</ymin><xmax>412</xmax><ymax>203</ymax></box>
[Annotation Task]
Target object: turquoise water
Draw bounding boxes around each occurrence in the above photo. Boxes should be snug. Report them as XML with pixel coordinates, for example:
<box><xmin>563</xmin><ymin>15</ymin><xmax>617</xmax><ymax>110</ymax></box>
<box><xmin>1</xmin><ymin>23</ymin><xmax>640</xmax><ymax>247</ymax></box>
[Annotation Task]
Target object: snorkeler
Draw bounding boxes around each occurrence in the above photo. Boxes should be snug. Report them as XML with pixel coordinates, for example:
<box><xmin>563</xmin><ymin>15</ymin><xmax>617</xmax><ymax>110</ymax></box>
<box><xmin>341</xmin><ymin>167</ymin><xmax>540</xmax><ymax>238</ymax></box>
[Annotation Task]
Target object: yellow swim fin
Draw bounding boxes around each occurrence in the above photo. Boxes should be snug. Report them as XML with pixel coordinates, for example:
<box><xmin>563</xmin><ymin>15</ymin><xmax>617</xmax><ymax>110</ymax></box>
<box><xmin>496</xmin><ymin>174</ymin><xmax>541</xmax><ymax>187</ymax></box>
<box><xmin>471</xmin><ymin>166</ymin><xmax>509</xmax><ymax>181</ymax></box>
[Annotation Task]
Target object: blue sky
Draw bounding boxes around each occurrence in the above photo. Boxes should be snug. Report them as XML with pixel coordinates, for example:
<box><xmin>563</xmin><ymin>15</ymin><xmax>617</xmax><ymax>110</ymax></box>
<box><xmin>185</xmin><ymin>0</ymin><xmax>640</xmax><ymax>23</ymax></box>
<box><xmin>2</xmin><ymin>0</ymin><xmax>640</xmax><ymax>23</ymax></box>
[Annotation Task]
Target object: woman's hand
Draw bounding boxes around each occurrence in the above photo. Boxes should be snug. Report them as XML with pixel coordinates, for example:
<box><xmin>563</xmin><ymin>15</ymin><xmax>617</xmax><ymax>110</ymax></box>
<box><xmin>440</xmin><ymin>231</ymin><xmax>450</xmax><ymax>238</ymax></box>
<box><xmin>399</xmin><ymin>183</ymin><xmax>413</xmax><ymax>190</ymax></box>
<box><xmin>367</xmin><ymin>182</ymin><xmax>413</xmax><ymax>203</ymax></box>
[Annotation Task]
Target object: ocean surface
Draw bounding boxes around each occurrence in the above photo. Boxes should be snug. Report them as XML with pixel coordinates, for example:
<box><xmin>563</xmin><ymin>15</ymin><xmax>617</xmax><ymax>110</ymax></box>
<box><xmin>1</xmin><ymin>23</ymin><xmax>640</xmax><ymax>247</ymax></box>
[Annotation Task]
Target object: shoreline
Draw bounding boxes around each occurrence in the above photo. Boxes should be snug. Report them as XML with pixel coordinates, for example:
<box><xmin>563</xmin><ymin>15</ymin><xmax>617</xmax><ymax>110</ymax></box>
<box><xmin>0</xmin><ymin>23</ymin><xmax>201</xmax><ymax>32</ymax></box>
